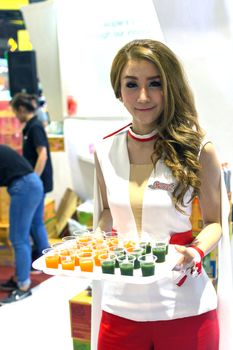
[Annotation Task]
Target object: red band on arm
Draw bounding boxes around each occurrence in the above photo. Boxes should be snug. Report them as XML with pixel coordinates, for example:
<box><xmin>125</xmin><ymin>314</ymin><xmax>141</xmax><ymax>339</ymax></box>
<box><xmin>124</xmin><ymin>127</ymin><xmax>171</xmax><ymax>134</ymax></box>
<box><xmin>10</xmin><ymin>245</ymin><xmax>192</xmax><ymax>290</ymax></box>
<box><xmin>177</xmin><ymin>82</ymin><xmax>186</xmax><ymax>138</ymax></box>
<box><xmin>189</xmin><ymin>245</ymin><xmax>205</xmax><ymax>260</ymax></box>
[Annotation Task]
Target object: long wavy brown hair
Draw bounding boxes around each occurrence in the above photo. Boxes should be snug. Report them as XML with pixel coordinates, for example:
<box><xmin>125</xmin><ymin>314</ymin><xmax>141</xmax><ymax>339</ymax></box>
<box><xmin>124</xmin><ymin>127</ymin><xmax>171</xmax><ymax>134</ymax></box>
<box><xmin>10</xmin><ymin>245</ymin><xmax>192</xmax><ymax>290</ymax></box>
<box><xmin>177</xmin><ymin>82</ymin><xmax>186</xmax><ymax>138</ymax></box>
<box><xmin>110</xmin><ymin>39</ymin><xmax>205</xmax><ymax>210</ymax></box>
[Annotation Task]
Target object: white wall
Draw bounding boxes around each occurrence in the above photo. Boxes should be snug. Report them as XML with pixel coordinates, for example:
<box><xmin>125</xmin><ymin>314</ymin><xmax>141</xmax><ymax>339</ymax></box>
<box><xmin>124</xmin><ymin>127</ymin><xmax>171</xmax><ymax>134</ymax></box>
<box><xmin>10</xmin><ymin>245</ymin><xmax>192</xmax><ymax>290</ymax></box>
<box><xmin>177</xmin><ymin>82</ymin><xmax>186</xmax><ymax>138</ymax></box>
<box><xmin>152</xmin><ymin>0</ymin><xmax>233</xmax><ymax>168</ymax></box>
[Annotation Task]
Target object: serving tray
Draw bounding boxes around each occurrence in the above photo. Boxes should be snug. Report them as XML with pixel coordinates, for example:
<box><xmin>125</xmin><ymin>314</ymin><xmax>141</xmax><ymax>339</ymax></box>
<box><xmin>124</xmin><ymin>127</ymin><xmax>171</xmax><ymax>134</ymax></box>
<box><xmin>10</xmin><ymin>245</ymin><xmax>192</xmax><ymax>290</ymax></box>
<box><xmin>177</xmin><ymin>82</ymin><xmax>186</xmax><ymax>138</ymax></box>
<box><xmin>32</xmin><ymin>244</ymin><xmax>182</xmax><ymax>285</ymax></box>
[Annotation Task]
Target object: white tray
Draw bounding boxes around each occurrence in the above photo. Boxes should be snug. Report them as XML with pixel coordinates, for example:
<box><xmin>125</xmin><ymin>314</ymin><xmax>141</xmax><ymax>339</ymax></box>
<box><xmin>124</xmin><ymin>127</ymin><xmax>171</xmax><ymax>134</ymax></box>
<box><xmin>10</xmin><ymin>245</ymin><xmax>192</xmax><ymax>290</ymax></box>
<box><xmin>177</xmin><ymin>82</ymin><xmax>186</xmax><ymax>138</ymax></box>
<box><xmin>32</xmin><ymin>244</ymin><xmax>182</xmax><ymax>285</ymax></box>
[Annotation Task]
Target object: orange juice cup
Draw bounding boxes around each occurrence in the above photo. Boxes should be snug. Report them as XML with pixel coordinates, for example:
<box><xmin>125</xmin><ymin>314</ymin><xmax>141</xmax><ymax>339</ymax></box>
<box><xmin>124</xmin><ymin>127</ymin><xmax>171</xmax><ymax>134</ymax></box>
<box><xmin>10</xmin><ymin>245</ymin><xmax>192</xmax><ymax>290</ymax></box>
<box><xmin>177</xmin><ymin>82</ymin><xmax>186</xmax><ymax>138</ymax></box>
<box><xmin>92</xmin><ymin>238</ymin><xmax>105</xmax><ymax>249</ymax></box>
<box><xmin>123</xmin><ymin>240</ymin><xmax>136</xmax><ymax>250</ymax></box>
<box><xmin>73</xmin><ymin>249</ymin><xmax>80</xmax><ymax>266</ymax></box>
<box><xmin>94</xmin><ymin>248</ymin><xmax>109</xmax><ymax>266</ymax></box>
<box><xmin>104</xmin><ymin>232</ymin><xmax>119</xmax><ymax>248</ymax></box>
<box><xmin>60</xmin><ymin>255</ymin><xmax>75</xmax><ymax>270</ymax></box>
<box><xmin>76</xmin><ymin>232</ymin><xmax>93</xmax><ymax>246</ymax></box>
<box><xmin>42</xmin><ymin>248</ymin><xmax>59</xmax><ymax>269</ymax></box>
<box><xmin>79</xmin><ymin>244</ymin><xmax>93</xmax><ymax>253</ymax></box>
<box><xmin>78</xmin><ymin>252</ymin><xmax>94</xmax><ymax>272</ymax></box>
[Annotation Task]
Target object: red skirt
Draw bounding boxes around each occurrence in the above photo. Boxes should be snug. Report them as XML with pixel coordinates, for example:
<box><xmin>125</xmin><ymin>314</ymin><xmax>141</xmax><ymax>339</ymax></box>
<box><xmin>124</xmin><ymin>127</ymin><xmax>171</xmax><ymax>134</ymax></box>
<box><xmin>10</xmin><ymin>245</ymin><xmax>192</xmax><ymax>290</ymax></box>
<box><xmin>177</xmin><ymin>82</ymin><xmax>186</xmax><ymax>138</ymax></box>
<box><xmin>98</xmin><ymin>309</ymin><xmax>219</xmax><ymax>350</ymax></box>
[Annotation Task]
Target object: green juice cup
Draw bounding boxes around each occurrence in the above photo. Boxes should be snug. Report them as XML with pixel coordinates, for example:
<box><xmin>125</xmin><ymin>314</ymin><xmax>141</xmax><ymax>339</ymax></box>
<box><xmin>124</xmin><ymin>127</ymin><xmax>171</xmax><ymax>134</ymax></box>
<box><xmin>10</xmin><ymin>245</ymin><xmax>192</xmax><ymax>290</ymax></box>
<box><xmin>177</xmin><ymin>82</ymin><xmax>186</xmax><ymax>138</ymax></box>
<box><xmin>152</xmin><ymin>242</ymin><xmax>167</xmax><ymax>263</ymax></box>
<box><xmin>113</xmin><ymin>247</ymin><xmax>126</xmax><ymax>268</ymax></box>
<box><xmin>99</xmin><ymin>253</ymin><xmax>116</xmax><ymax>274</ymax></box>
<box><xmin>138</xmin><ymin>254</ymin><xmax>157</xmax><ymax>277</ymax></box>
<box><xmin>117</xmin><ymin>254</ymin><xmax>136</xmax><ymax>276</ymax></box>
<box><xmin>127</xmin><ymin>248</ymin><xmax>144</xmax><ymax>269</ymax></box>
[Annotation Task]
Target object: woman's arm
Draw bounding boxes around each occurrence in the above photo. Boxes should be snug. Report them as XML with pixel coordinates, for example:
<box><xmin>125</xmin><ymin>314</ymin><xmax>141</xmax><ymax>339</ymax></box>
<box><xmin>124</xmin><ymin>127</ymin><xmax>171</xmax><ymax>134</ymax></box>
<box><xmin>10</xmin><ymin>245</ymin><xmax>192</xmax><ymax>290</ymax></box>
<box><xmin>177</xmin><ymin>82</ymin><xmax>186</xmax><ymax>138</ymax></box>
<box><xmin>176</xmin><ymin>142</ymin><xmax>222</xmax><ymax>266</ymax></box>
<box><xmin>192</xmin><ymin>142</ymin><xmax>222</xmax><ymax>253</ymax></box>
<box><xmin>94</xmin><ymin>151</ymin><xmax>113</xmax><ymax>232</ymax></box>
<box><xmin>34</xmin><ymin>146</ymin><xmax>47</xmax><ymax>176</ymax></box>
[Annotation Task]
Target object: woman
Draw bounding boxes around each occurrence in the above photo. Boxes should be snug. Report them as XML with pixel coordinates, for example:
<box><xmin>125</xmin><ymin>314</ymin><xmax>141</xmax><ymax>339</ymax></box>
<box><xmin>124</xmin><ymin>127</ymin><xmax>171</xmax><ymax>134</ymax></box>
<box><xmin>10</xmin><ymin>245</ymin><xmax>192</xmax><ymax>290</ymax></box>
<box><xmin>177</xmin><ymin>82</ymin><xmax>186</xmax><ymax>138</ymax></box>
<box><xmin>0</xmin><ymin>145</ymin><xmax>49</xmax><ymax>304</ymax></box>
<box><xmin>94</xmin><ymin>39</ymin><xmax>231</xmax><ymax>349</ymax></box>
<box><xmin>10</xmin><ymin>93</ymin><xmax>52</xmax><ymax>262</ymax></box>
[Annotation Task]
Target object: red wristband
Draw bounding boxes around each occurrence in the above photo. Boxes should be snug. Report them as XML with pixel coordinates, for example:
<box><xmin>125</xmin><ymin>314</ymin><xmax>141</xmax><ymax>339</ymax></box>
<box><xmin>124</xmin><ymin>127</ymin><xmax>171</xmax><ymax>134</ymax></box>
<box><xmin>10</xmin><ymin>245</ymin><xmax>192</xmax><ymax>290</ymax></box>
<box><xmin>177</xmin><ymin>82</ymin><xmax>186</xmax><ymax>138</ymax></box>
<box><xmin>189</xmin><ymin>245</ymin><xmax>205</xmax><ymax>260</ymax></box>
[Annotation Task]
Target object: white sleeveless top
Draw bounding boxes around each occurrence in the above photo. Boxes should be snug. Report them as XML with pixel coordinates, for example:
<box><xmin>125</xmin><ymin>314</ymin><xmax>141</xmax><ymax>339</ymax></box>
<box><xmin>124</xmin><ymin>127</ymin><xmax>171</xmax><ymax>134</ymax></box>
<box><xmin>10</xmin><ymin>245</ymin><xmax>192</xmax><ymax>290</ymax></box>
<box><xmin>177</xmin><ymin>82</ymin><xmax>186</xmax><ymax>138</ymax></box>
<box><xmin>95</xmin><ymin>129</ymin><xmax>217</xmax><ymax>321</ymax></box>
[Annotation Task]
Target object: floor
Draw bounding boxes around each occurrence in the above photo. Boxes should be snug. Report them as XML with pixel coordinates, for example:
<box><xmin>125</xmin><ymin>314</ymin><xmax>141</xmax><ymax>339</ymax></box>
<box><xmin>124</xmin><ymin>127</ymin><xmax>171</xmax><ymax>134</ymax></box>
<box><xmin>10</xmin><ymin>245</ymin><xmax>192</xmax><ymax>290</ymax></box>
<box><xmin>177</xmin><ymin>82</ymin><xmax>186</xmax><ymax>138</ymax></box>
<box><xmin>0</xmin><ymin>275</ymin><xmax>91</xmax><ymax>350</ymax></box>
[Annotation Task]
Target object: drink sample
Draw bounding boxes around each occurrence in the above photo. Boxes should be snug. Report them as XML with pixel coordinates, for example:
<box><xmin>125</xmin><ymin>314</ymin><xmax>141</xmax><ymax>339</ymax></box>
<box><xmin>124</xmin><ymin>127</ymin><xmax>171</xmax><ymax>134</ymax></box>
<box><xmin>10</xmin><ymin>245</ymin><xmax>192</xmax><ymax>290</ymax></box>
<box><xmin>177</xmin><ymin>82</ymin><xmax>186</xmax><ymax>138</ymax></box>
<box><xmin>118</xmin><ymin>255</ymin><xmax>135</xmax><ymax>276</ymax></box>
<box><xmin>99</xmin><ymin>253</ymin><xmax>116</xmax><ymax>274</ymax></box>
<box><xmin>152</xmin><ymin>242</ymin><xmax>167</xmax><ymax>263</ymax></box>
<box><xmin>42</xmin><ymin>248</ymin><xmax>59</xmax><ymax>269</ymax></box>
<box><xmin>113</xmin><ymin>247</ymin><xmax>125</xmax><ymax>268</ymax></box>
<box><xmin>127</xmin><ymin>248</ymin><xmax>144</xmax><ymax>269</ymax></box>
<box><xmin>138</xmin><ymin>254</ymin><xmax>157</xmax><ymax>276</ymax></box>
<box><xmin>61</xmin><ymin>255</ymin><xmax>75</xmax><ymax>270</ymax></box>
<box><xmin>79</xmin><ymin>252</ymin><xmax>94</xmax><ymax>272</ymax></box>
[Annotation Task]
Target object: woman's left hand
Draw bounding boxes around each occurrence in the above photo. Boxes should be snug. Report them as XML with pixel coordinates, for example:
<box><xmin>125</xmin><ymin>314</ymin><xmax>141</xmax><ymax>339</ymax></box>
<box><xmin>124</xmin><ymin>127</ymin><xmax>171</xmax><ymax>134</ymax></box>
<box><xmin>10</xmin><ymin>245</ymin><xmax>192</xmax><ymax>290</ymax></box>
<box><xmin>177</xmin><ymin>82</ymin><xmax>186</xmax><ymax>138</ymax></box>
<box><xmin>173</xmin><ymin>245</ymin><xmax>196</xmax><ymax>271</ymax></box>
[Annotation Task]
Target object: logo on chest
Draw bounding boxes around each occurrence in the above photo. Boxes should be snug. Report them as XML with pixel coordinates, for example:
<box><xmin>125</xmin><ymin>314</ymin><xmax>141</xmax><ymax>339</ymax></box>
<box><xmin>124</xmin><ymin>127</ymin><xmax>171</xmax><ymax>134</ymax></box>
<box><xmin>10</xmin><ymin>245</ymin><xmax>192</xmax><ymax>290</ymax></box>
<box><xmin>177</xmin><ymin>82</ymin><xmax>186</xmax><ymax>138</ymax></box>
<box><xmin>148</xmin><ymin>181</ymin><xmax>175</xmax><ymax>192</ymax></box>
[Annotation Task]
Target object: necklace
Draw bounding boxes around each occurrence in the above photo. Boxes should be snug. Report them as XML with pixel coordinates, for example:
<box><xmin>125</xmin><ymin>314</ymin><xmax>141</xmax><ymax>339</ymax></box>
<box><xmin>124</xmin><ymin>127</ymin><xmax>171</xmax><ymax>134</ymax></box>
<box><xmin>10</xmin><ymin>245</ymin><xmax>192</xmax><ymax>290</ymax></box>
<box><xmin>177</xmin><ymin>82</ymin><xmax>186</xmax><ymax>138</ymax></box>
<box><xmin>128</xmin><ymin>127</ymin><xmax>158</xmax><ymax>142</ymax></box>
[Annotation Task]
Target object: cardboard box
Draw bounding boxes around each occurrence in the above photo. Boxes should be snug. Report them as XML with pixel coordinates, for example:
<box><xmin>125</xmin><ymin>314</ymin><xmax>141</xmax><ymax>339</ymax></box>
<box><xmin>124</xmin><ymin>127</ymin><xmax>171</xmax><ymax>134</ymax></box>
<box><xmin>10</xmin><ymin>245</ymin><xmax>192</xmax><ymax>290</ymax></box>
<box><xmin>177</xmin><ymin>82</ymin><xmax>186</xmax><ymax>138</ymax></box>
<box><xmin>72</xmin><ymin>338</ymin><xmax>90</xmax><ymax>350</ymax></box>
<box><xmin>44</xmin><ymin>198</ymin><xmax>56</xmax><ymax>222</ymax></box>
<box><xmin>45</xmin><ymin>217</ymin><xmax>58</xmax><ymax>238</ymax></box>
<box><xmin>48</xmin><ymin>136</ymin><xmax>65</xmax><ymax>152</ymax></box>
<box><xmin>0</xmin><ymin>223</ymin><xmax>11</xmax><ymax>247</ymax></box>
<box><xmin>56</xmin><ymin>188</ymin><xmax>80</xmax><ymax>236</ymax></box>
<box><xmin>0</xmin><ymin>187</ymin><xmax>10</xmax><ymax>224</ymax></box>
<box><xmin>69</xmin><ymin>290</ymin><xmax>92</xmax><ymax>341</ymax></box>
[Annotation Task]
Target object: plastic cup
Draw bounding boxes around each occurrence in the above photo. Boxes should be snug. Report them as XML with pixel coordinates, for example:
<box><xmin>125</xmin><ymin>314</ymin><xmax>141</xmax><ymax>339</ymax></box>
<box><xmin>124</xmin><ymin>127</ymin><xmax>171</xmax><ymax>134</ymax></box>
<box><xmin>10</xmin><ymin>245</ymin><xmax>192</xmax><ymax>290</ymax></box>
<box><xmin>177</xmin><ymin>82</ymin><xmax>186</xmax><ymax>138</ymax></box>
<box><xmin>139</xmin><ymin>241</ymin><xmax>151</xmax><ymax>254</ymax></box>
<box><xmin>60</xmin><ymin>254</ymin><xmax>75</xmax><ymax>270</ymax></box>
<box><xmin>94</xmin><ymin>247</ymin><xmax>108</xmax><ymax>266</ymax></box>
<box><xmin>73</xmin><ymin>249</ymin><xmax>81</xmax><ymax>266</ymax></box>
<box><xmin>62</xmin><ymin>235</ymin><xmax>76</xmax><ymax>242</ymax></box>
<box><xmin>112</xmin><ymin>247</ymin><xmax>125</xmax><ymax>268</ymax></box>
<box><xmin>42</xmin><ymin>248</ymin><xmax>59</xmax><ymax>269</ymax></box>
<box><xmin>152</xmin><ymin>242</ymin><xmax>167</xmax><ymax>263</ymax></box>
<box><xmin>78</xmin><ymin>252</ymin><xmax>94</xmax><ymax>272</ymax></box>
<box><xmin>123</xmin><ymin>240</ymin><xmax>136</xmax><ymax>251</ymax></box>
<box><xmin>99</xmin><ymin>253</ymin><xmax>116</xmax><ymax>274</ymax></box>
<box><xmin>62</xmin><ymin>235</ymin><xmax>77</xmax><ymax>244</ymax></box>
<box><xmin>79</xmin><ymin>244</ymin><xmax>93</xmax><ymax>253</ymax></box>
<box><xmin>91</xmin><ymin>230</ymin><xmax>105</xmax><ymax>246</ymax></box>
<box><xmin>76</xmin><ymin>232</ymin><xmax>93</xmax><ymax>246</ymax></box>
<box><xmin>104</xmin><ymin>231</ymin><xmax>119</xmax><ymax>247</ymax></box>
<box><xmin>138</xmin><ymin>254</ymin><xmax>157</xmax><ymax>276</ymax></box>
<box><xmin>117</xmin><ymin>254</ymin><xmax>136</xmax><ymax>276</ymax></box>
<box><xmin>127</xmin><ymin>247</ymin><xmax>144</xmax><ymax>269</ymax></box>
<box><xmin>73</xmin><ymin>229</ymin><xmax>90</xmax><ymax>237</ymax></box>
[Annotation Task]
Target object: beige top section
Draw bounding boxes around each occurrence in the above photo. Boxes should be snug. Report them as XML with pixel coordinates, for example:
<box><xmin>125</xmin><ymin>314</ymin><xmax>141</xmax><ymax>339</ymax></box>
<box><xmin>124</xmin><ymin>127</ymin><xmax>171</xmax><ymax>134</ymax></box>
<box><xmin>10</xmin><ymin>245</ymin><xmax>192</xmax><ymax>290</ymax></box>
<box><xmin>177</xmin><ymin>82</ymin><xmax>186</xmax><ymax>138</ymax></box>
<box><xmin>129</xmin><ymin>163</ymin><xmax>154</xmax><ymax>236</ymax></box>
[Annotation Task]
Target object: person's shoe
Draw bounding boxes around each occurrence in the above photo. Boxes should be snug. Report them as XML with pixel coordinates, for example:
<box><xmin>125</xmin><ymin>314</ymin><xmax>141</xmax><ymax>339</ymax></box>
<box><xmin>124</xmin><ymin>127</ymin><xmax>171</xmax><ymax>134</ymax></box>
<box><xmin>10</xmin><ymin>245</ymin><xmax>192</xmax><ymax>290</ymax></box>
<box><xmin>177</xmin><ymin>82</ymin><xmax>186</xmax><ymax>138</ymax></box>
<box><xmin>0</xmin><ymin>277</ymin><xmax>18</xmax><ymax>291</ymax></box>
<box><xmin>0</xmin><ymin>288</ymin><xmax>32</xmax><ymax>304</ymax></box>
